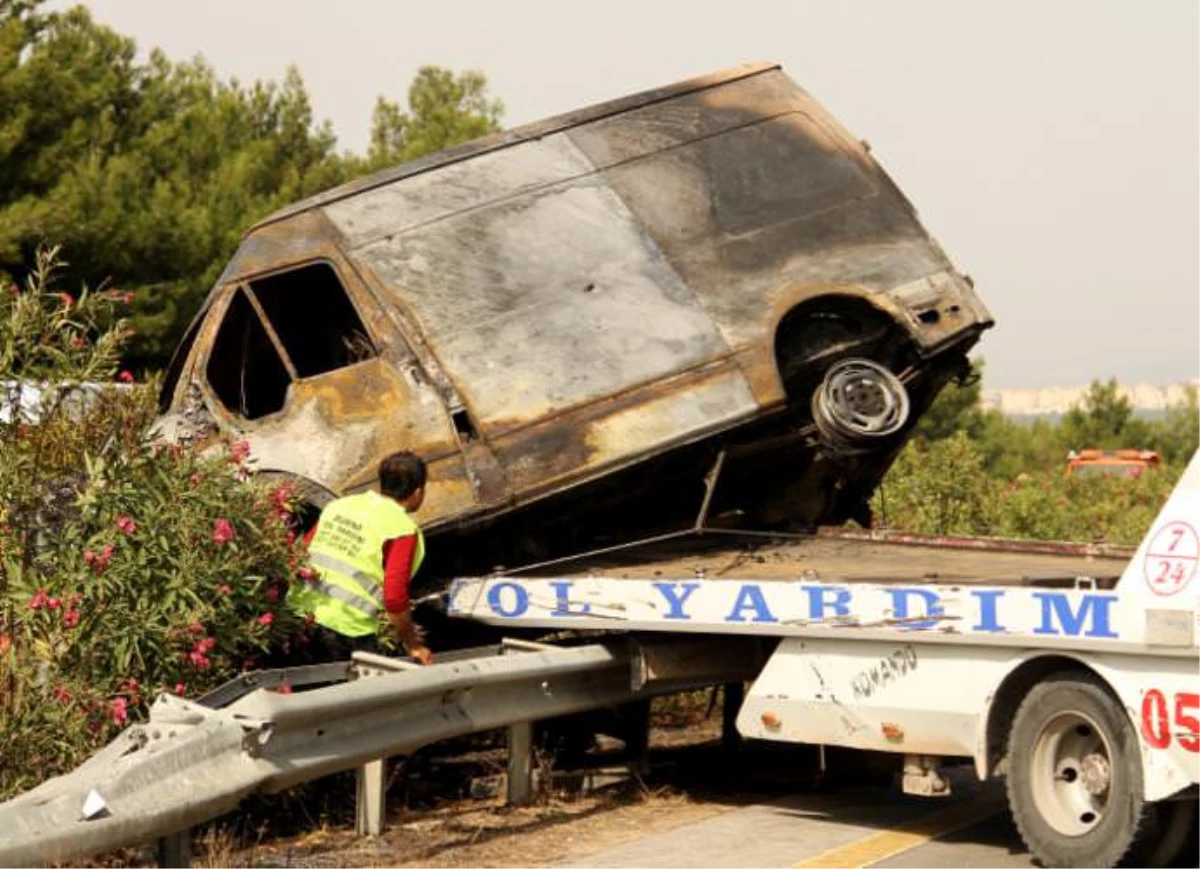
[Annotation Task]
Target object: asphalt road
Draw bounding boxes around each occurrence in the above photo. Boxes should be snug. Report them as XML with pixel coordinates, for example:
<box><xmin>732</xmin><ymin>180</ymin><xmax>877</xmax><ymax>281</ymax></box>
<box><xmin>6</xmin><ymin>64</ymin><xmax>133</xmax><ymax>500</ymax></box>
<box><xmin>563</xmin><ymin>774</ymin><xmax>1033</xmax><ymax>869</ymax></box>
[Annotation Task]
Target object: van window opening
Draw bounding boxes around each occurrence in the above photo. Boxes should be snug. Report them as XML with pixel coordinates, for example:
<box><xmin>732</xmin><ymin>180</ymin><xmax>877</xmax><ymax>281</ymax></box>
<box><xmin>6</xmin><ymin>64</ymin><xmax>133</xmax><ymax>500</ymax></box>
<box><xmin>206</xmin><ymin>290</ymin><xmax>290</xmax><ymax>419</ymax></box>
<box><xmin>249</xmin><ymin>263</ymin><xmax>376</xmax><ymax>378</ymax></box>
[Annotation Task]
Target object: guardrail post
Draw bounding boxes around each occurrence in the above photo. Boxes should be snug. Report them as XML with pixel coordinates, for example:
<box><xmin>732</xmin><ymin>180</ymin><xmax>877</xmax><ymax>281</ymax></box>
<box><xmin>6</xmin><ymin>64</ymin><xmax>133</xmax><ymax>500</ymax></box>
<box><xmin>624</xmin><ymin>698</ymin><xmax>652</xmax><ymax>775</ymax></box>
<box><xmin>722</xmin><ymin>682</ymin><xmax>744</xmax><ymax>751</ymax></box>
<box><xmin>356</xmin><ymin>757</ymin><xmax>386</xmax><ymax>836</ymax></box>
<box><xmin>156</xmin><ymin>829</ymin><xmax>190</xmax><ymax>867</ymax></box>
<box><xmin>507</xmin><ymin>720</ymin><xmax>535</xmax><ymax>806</ymax></box>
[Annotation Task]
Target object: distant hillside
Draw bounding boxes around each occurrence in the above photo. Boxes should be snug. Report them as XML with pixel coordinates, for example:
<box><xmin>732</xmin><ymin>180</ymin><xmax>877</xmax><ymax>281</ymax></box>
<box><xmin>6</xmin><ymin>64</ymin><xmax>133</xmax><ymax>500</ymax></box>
<box><xmin>980</xmin><ymin>380</ymin><xmax>1198</xmax><ymax>418</ymax></box>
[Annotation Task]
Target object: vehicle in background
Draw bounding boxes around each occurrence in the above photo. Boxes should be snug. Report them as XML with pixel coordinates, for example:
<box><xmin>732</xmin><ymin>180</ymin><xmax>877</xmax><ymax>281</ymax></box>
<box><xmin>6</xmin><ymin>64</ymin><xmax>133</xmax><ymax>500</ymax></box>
<box><xmin>0</xmin><ymin>380</ymin><xmax>134</xmax><ymax>425</ymax></box>
<box><xmin>1066</xmin><ymin>449</ymin><xmax>1162</xmax><ymax>479</ymax></box>
<box><xmin>153</xmin><ymin>62</ymin><xmax>993</xmax><ymax>578</ymax></box>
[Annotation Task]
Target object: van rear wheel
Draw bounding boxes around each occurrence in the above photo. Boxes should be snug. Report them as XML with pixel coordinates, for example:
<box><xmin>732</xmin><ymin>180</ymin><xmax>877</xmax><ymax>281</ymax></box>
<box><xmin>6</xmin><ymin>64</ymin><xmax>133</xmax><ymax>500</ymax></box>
<box><xmin>811</xmin><ymin>358</ymin><xmax>909</xmax><ymax>455</ymax></box>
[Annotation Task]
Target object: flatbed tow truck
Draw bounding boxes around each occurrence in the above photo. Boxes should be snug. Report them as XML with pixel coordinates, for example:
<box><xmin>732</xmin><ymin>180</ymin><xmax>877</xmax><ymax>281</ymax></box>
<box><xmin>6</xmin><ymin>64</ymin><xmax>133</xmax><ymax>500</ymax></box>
<box><xmin>0</xmin><ymin>451</ymin><xmax>1196</xmax><ymax>868</ymax></box>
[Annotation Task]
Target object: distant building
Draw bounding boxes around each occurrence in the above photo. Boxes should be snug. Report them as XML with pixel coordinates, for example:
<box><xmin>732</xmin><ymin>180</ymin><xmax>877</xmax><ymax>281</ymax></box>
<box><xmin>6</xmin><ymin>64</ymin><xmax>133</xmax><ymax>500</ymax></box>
<box><xmin>979</xmin><ymin>380</ymin><xmax>1199</xmax><ymax>417</ymax></box>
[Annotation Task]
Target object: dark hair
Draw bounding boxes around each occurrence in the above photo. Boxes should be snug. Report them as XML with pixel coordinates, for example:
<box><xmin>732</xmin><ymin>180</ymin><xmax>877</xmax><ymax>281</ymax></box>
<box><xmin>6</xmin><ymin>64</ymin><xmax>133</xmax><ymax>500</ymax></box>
<box><xmin>379</xmin><ymin>451</ymin><xmax>427</xmax><ymax>500</ymax></box>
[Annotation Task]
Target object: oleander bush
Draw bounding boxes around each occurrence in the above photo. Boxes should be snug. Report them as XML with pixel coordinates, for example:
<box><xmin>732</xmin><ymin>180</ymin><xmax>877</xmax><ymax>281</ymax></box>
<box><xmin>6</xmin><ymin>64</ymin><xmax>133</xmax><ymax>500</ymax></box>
<box><xmin>0</xmin><ymin>247</ymin><xmax>305</xmax><ymax>799</ymax></box>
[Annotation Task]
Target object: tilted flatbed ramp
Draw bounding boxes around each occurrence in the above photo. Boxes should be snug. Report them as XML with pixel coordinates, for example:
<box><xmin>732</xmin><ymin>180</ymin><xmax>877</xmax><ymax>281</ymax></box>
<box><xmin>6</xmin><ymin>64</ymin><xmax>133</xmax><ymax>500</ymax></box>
<box><xmin>448</xmin><ymin>529</ymin><xmax>1163</xmax><ymax>655</ymax></box>
<box><xmin>510</xmin><ymin>527</ymin><xmax>1134</xmax><ymax>585</ymax></box>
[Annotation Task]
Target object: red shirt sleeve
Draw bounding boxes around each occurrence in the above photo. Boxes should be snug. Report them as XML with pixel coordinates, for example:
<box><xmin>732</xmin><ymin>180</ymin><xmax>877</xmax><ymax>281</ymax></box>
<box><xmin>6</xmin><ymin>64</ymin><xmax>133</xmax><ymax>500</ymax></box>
<box><xmin>381</xmin><ymin>534</ymin><xmax>418</xmax><ymax>613</ymax></box>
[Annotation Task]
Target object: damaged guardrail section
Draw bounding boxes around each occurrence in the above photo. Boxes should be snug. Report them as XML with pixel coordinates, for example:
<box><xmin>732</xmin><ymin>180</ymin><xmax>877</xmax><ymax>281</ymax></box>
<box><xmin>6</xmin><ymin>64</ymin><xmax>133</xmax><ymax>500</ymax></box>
<box><xmin>0</xmin><ymin>638</ymin><xmax>762</xmax><ymax>867</ymax></box>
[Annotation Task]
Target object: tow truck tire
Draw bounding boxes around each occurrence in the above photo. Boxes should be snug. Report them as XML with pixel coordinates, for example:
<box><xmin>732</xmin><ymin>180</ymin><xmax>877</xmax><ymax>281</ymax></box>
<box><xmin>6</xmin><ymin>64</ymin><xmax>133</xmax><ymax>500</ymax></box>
<box><xmin>1006</xmin><ymin>673</ymin><xmax>1145</xmax><ymax>868</ymax></box>
<box><xmin>1128</xmin><ymin>798</ymin><xmax>1199</xmax><ymax>867</ymax></box>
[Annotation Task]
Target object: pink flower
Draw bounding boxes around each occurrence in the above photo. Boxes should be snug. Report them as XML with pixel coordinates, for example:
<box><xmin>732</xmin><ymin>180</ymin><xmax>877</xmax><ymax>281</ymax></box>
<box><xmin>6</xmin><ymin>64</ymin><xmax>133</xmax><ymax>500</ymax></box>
<box><xmin>121</xmin><ymin>678</ymin><xmax>139</xmax><ymax>693</ymax></box>
<box><xmin>105</xmin><ymin>289</ymin><xmax>135</xmax><ymax>305</ymax></box>
<box><xmin>198</xmin><ymin>637</ymin><xmax>216</xmax><ymax>653</ymax></box>
<box><xmin>118</xmin><ymin>370</ymin><xmax>134</xmax><ymax>384</ymax></box>
<box><xmin>229</xmin><ymin>440</ymin><xmax>251</xmax><ymax>464</ymax></box>
<box><xmin>47</xmin><ymin>597</ymin><xmax>61</xmax><ymax>611</ymax></box>
<box><xmin>110</xmin><ymin>697</ymin><xmax>128</xmax><ymax>726</ymax></box>
<box><xmin>188</xmin><ymin>621</ymin><xmax>204</xmax><ymax>635</ymax></box>
<box><xmin>257</xmin><ymin>612</ymin><xmax>274</xmax><ymax>627</ymax></box>
<box><xmin>211</xmin><ymin>518</ymin><xmax>236</xmax><ymax>545</ymax></box>
<box><xmin>297</xmin><ymin>566</ymin><xmax>316</xmax><ymax>582</ymax></box>
<box><xmin>57</xmin><ymin>292</ymin><xmax>74</xmax><ymax>308</ymax></box>
<box><xmin>62</xmin><ymin>609</ymin><xmax>80</xmax><ymax>628</ymax></box>
<box><xmin>270</xmin><ymin>485</ymin><xmax>294</xmax><ymax>519</ymax></box>
<box><xmin>28</xmin><ymin>589</ymin><xmax>49</xmax><ymax>610</ymax></box>
<box><xmin>275</xmin><ymin>682</ymin><xmax>293</xmax><ymax>695</ymax></box>
<box><xmin>174</xmin><ymin>682</ymin><xmax>186</xmax><ymax>696</ymax></box>
<box><xmin>69</xmin><ymin>336</ymin><xmax>85</xmax><ymax>350</ymax></box>
<box><xmin>84</xmin><ymin>543</ymin><xmax>114</xmax><ymax>574</ymax></box>
<box><xmin>189</xmin><ymin>471</ymin><xmax>204</xmax><ymax>485</ymax></box>
<box><xmin>217</xmin><ymin>584</ymin><xmax>232</xmax><ymax>595</ymax></box>
<box><xmin>264</xmin><ymin>586</ymin><xmax>280</xmax><ymax>601</ymax></box>
<box><xmin>53</xmin><ymin>684</ymin><xmax>72</xmax><ymax>705</ymax></box>
<box><xmin>116</xmin><ymin>515</ymin><xmax>137</xmax><ymax>535</ymax></box>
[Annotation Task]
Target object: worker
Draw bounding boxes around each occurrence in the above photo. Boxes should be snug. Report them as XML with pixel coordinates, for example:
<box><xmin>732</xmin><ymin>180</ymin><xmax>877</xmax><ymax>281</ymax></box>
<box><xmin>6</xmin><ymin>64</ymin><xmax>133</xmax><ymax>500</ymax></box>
<box><xmin>289</xmin><ymin>451</ymin><xmax>434</xmax><ymax>665</ymax></box>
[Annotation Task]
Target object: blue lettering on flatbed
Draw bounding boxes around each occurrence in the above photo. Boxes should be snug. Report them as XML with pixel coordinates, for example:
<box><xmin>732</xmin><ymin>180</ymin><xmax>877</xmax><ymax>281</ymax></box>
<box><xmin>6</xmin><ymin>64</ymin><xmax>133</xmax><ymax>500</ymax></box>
<box><xmin>470</xmin><ymin>580</ymin><xmax>1121</xmax><ymax>640</ymax></box>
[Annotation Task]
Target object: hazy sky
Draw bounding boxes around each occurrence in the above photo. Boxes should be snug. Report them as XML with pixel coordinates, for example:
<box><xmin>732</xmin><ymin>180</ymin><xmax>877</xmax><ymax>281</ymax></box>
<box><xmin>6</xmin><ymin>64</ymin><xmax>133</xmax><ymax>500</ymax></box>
<box><xmin>72</xmin><ymin>0</ymin><xmax>1199</xmax><ymax>390</ymax></box>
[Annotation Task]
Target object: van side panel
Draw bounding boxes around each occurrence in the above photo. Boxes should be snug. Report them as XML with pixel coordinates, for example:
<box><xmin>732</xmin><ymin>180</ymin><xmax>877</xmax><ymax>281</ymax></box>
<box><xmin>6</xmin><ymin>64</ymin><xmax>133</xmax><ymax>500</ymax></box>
<box><xmin>569</xmin><ymin>71</ymin><xmax>951</xmax><ymax>349</ymax></box>
<box><xmin>325</xmin><ymin>133</ymin><xmax>738</xmax><ymax>429</ymax></box>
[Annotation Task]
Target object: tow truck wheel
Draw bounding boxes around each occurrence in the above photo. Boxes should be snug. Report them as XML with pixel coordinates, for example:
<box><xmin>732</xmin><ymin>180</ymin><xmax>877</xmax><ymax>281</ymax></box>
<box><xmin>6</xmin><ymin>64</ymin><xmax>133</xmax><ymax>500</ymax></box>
<box><xmin>1007</xmin><ymin>673</ymin><xmax>1144</xmax><ymax>868</ymax></box>
<box><xmin>1128</xmin><ymin>797</ymin><xmax>1199</xmax><ymax>867</ymax></box>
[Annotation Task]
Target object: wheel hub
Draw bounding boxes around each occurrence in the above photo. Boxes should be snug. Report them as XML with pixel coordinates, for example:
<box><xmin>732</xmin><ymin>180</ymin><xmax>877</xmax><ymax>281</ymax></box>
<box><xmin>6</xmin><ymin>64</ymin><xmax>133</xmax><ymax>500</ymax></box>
<box><xmin>811</xmin><ymin>358</ymin><xmax>910</xmax><ymax>455</ymax></box>
<box><xmin>1079</xmin><ymin>752</ymin><xmax>1111</xmax><ymax>796</ymax></box>
<box><xmin>1031</xmin><ymin>711</ymin><xmax>1114</xmax><ymax>836</ymax></box>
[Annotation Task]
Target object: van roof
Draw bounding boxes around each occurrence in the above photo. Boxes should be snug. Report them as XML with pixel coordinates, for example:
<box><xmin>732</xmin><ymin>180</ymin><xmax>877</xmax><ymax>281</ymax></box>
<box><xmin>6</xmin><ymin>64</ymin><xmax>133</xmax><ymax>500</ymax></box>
<box><xmin>249</xmin><ymin>61</ymin><xmax>780</xmax><ymax>233</ymax></box>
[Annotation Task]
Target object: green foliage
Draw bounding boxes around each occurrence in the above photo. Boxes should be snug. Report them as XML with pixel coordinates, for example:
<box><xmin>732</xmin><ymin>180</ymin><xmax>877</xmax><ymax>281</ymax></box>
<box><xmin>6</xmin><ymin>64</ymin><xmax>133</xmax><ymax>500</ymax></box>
<box><xmin>0</xmin><ymin>247</ymin><xmax>307</xmax><ymax>800</ymax></box>
<box><xmin>913</xmin><ymin>359</ymin><xmax>987</xmax><ymax>442</ymax></box>
<box><xmin>0</xmin><ymin>2</ymin><xmax>504</xmax><ymax>372</ymax></box>
<box><xmin>365</xmin><ymin>66</ymin><xmax>503</xmax><ymax>171</ymax></box>
<box><xmin>876</xmin><ymin>433</ymin><xmax>999</xmax><ymax>536</ymax></box>
<box><xmin>874</xmin><ymin>433</ymin><xmax>1180</xmax><ymax>545</ymax></box>
<box><xmin>877</xmin><ymin>370</ymin><xmax>1198</xmax><ymax>545</ymax></box>
<box><xmin>1058</xmin><ymin>378</ymin><xmax>1153</xmax><ymax>452</ymax></box>
<box><xmin>1149</xmin><ymin>384</ymin><xmax>1197</xmax><ymax>467</ymax></box>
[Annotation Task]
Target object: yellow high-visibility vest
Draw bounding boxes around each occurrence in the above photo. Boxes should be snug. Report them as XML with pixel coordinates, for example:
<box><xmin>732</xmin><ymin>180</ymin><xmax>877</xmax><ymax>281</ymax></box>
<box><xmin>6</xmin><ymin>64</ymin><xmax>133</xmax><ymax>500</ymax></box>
<box><xmin>288</xmin><ymin>491</ymin><xmax>425</xmax><ymax>637</ymax></box>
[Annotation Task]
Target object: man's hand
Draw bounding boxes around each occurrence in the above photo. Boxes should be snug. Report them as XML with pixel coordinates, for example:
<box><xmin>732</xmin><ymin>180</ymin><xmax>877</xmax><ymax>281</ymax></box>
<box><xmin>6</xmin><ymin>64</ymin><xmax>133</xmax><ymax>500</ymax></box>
<box><xmin>387</xmin><ymin>609</ymin><xmax>433</xmax><ymax>665</ymax></box>
<box><xmin>407</xmin><ymin>644</ymin><xmax>434</xmax><ymax>666</ymax></box>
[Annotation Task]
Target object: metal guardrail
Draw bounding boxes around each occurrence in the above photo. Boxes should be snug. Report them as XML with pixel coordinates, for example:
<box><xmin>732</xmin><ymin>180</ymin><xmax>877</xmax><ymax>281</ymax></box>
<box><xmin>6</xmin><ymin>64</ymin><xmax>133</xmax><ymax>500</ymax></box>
<box><xmin>0</xmin><ymin>637</ymin><xmax>762</xmax><ymax>867</ymax></box>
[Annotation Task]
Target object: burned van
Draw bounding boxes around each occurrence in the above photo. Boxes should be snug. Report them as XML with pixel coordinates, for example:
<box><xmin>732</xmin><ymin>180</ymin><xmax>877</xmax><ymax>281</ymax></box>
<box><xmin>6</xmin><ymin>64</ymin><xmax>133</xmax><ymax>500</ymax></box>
<box><xmin>155</xmin><ymin>62</ymin><xmax>992</xmax><ymax>576</ymax></box>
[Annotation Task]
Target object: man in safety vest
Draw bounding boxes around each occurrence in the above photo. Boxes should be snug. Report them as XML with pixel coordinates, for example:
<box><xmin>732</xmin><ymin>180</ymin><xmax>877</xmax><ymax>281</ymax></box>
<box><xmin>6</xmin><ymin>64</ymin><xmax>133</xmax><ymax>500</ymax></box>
<box><xmin>290</xmin><ymin>451</ymin><xmax>434</xmax><ymax>665</ymax></box>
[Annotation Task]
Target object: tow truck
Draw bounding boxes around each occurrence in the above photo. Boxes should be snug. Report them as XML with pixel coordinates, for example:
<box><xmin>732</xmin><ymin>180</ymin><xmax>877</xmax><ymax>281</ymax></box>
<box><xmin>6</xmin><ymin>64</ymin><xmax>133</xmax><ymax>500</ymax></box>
<box><xmin>0</xmin><ymin>449</ymin><xmax>1195</xmax><ymax>868</ymax></box>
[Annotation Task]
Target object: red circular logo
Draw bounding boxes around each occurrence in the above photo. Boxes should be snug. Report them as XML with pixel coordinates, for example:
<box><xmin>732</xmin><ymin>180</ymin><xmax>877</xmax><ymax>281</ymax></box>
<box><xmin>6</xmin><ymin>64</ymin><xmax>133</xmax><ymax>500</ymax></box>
<box><xmin>1144</xmin><ymin>521</ymin><xmax>1199</xmax><ymax>596</ymax></box>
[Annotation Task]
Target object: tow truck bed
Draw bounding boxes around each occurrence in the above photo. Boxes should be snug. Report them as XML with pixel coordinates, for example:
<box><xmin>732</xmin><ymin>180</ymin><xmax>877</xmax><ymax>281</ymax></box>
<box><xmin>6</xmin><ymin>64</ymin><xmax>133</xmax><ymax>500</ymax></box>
<box><xmin>513</xmin><ymin>528</ymin><xmax>1132</xmax><ymax>587</ymax></box>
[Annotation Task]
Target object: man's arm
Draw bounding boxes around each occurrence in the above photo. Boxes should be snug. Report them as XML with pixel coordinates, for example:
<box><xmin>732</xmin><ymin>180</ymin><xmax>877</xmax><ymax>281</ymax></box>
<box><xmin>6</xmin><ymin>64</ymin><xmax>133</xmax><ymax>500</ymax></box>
<box><xmin>382</xmin><ymin>534</ymin><xmax>432</xmax><ymax>664</ymax></box>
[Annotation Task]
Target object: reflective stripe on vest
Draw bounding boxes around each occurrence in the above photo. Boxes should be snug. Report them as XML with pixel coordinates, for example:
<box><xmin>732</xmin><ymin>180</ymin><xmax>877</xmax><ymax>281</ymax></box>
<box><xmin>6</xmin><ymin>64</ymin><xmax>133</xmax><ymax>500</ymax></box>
<box><xmin>306</xmin><ymin>551</ymin><xmax>383</xmax><ymax>602</ymax></box>
<box><xmin>309</xmin><ymin>579</ymin><xmax>380</xmax><ymax>618</ymax></box>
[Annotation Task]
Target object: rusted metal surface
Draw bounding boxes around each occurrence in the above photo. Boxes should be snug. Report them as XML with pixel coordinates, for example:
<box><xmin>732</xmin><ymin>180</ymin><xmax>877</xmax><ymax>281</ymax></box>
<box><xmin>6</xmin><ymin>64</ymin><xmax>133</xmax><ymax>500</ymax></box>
<box><xmin>511</xmin><ymin>530</ymin><xmax>1133</xmax><ymax>588</ymax></box>
<box><xmin>156</xmin><ymin>63</ymin><xmax>994</xmax><ymax>576</ymax></box>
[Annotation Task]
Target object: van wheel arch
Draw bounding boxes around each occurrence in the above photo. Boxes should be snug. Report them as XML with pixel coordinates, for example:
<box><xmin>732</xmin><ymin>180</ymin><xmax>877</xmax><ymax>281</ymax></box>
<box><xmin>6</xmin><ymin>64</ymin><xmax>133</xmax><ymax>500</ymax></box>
<box><xmin>772</xmin><ymin>295</ymin><xmax>912</xmax><ymax>410</ymax></box>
